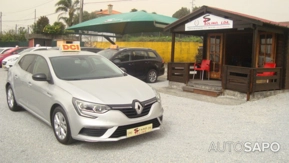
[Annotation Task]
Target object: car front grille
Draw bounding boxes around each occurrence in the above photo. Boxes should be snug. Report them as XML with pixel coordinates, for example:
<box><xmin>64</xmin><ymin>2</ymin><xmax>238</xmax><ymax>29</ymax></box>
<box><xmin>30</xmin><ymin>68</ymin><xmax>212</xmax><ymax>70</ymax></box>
<box><xmin>109</xmin><ymin>118</ymin><xmax>161</xmax><ymax>138</ymax></box>
<box><xmin>109</xmin><ymin>98</ymin><xmax>157</xmax><ymax>118</ymax></box>
<box><xmin>79</xmin><ymin>128</ymin><xmax>108</xmax><ymax>137</ymax></box>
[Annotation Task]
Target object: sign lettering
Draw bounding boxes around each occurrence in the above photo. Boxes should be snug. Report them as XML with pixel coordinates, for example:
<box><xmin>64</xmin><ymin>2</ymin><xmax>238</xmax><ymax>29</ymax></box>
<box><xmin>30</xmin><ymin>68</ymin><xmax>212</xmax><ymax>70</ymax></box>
<box><xmin>61</xmin><ymin>44</ymin><xmax>81</xmax><ymax>51</ymax></box>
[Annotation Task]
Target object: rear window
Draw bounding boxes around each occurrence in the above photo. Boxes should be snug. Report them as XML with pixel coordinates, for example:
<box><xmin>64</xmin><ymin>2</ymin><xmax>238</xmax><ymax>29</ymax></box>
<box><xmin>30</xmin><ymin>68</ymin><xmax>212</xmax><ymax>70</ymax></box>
<box><xmin>147</xmin><ymin>51</ymin><xmax>158</xmax><ymax>59</ymax></box>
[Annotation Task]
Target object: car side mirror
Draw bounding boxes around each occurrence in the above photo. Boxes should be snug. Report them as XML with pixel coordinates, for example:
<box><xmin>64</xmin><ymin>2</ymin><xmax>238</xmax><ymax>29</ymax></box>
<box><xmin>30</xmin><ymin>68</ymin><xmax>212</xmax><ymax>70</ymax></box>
<box><xmin>32</xmin><ymin>73</ymin><xmax>48</xmax><ymax>81</ymax></box>
<box><xmin>113</xmin><ymin>59</ymin><xmax>121</xmax><ymax>63</ymax></box>
<box><xmin>120</xmin><ymin>67</ymin><xmax>127</xmax><ymax>73</ymax></box>
<box><xmin>120</xmin><ymin>67</ymin><xmax>127</xmax><ymax>76</ymax></box>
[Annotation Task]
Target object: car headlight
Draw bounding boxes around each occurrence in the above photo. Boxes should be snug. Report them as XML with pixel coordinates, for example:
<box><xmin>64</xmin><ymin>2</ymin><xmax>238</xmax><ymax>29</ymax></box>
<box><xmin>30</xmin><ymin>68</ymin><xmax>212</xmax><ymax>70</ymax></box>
<box><xmin>72</xmin><ymin>98</ymin><xmax>111</xmax><ymax>118</ymax></box>
<box><xmin>153</xmin><ymin>89</ymin><xmax>161</xmax><ymax>103</ymax></box>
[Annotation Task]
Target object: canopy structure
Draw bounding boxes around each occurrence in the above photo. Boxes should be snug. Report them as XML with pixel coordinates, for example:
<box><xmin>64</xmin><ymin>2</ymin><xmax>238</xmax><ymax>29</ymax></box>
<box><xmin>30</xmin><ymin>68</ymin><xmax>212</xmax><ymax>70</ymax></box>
<box><xmin>67</xmin><ymin>11</ymin><xmax>177</xmax><ymax>36</ymax></box>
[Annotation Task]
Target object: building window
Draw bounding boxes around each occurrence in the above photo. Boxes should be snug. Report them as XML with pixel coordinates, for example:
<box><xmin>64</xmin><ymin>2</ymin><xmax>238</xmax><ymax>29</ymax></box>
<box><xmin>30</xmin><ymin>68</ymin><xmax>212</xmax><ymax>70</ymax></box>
<box><xmin>258</xmin><ymin>33</ymin><xmax>275</xmax><ymax>67</ymax></box>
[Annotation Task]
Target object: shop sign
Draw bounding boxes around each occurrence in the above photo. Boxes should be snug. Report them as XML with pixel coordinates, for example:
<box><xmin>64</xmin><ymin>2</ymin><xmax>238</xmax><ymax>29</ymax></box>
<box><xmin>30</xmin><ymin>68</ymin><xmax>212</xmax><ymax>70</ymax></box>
<box><xmin>185</xmin><ymin>14</ymin><xmax>233</xmax><ymax>31</ymax></box>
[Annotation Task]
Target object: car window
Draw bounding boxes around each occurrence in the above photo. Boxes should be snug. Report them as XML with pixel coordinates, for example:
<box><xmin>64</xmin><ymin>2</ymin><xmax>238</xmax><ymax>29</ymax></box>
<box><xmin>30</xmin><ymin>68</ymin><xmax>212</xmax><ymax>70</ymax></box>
<box><xmin>147</xmin><ymin>51</ymin><xmax>158</xmax><ymax>59</ymax></box>
<box><xmin>18</xmin><ymin>54</ymin><xmax>36</xmax><ymax>72</ymax></box>
<box><xmin>131</xmin><ymin>50</ymin><xmax>147</xmax><ymax>60</ymax></box>
<box><xmin>50</xmin><ymin>55</ymin><xmax>124</xmax><ymax>80</ymax></box>
<box><xmin>114</xmin><ymin>51</ymin><xmax>131</xmax><ymax>62</ymax></box>
<box><xmin>32</xmin><ymin>56</ymin><xmax>51</xmax><ymax>79</ymax></box>
<box><xmin>0</xmin><ymin>48</ymin><xmax>11</xmax><ymax>54</ymax></box>
<box><xmin>14</xmin><ymin>48</ymin><xmax>27</xmax><ymax>54</ymax></box>
<box><xmin>97</xmin><ymin>49</ymin><xmax>118</xmax><ymax>59</ymax></box>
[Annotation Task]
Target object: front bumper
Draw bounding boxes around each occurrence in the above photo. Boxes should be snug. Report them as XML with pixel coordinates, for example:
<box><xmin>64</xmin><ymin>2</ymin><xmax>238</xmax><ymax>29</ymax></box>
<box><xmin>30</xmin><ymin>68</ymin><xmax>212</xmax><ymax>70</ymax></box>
<box><xmin>69</xmin><ymin>101</ymin><xmax>164</xmax><ymax>142</ymax></box>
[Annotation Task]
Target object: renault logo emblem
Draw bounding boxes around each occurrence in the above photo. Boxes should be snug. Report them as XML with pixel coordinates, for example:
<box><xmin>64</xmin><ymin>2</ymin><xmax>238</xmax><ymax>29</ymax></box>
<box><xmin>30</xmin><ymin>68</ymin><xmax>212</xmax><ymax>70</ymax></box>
<box><xmin>133</xmin><ymin>100</ymin><xmax>143</xmax><ymax>115</ymax></box>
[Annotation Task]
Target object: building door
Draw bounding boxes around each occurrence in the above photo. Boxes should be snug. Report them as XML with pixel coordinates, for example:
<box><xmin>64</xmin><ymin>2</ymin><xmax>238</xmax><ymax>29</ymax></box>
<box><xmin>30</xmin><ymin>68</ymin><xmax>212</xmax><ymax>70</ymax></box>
<box><xmin>207</xmin><ymin>33</ymin><xmax>223</xmax><ymax>79</ymax></box>
<box><xmin>256</xmin><ymin>33</ymin><xmax>276</xmax><ymax>67</ymax></box>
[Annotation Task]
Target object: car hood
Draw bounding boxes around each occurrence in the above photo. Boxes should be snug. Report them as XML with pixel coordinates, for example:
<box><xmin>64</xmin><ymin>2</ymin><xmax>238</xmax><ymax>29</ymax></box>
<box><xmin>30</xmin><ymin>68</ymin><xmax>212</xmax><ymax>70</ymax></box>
<box><xmin>56</xmin><ymin>75</ymin><xmax>156</xmax><ymax>104</ymax></box>
<box><xmin>2</xmin><ymin>55</ymin><xmax>19</xmax><ymax>62</ymax></box>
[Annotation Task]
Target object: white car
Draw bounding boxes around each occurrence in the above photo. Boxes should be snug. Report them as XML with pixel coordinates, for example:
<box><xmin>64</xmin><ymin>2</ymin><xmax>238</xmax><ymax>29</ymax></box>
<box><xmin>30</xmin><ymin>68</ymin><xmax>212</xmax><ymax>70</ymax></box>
<box><xmin>6</xmin><ymin>44</ymin><xmax>163</xmax><ymax>144</ymax></box>
<box><xmin>2</xmin><ymin>46</ymin><xmax>51</xmax><ymax>70</ymax></box>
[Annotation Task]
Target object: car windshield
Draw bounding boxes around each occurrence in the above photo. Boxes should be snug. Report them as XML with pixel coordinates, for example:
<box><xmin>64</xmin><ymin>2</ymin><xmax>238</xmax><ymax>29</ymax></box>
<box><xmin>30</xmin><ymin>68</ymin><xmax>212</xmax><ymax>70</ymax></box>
<box><xmin>50</xmin><ymin>55</ymin><xmax>125</xmax><ymax>80</ymax></box>
<box><xmin>97</xmin><ymin>49</ymin><xmax>119</xmax><ymax>59</ymax></box>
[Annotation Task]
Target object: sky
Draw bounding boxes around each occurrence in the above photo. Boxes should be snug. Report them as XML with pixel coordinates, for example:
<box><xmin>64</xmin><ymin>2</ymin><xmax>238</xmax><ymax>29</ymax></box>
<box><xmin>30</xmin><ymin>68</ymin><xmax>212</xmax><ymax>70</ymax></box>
<box><xmin>1</xmin><ymin>0</ymin><xmax>289</xmax><ymax>32</ymax></box>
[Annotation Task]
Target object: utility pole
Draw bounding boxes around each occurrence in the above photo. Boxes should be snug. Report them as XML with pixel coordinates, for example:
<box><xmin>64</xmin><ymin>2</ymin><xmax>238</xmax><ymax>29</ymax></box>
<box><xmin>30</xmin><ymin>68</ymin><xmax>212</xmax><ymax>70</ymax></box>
<box><xmin>34</xmin><ymin>9</ymin><xmax>36</xmax><ymax>22</ymax></box>
<box><xmin>79</xmin><ymin>0</ymin><xmax>83</xmax><ymax>23</ymax></box>
<box><xmin>191</xmin><ymin>0</ymin><xmax>195</xmax><ymax>12</ymax></box>
<box><xmin>0</xmin><ymin>12</ymin><xmax>2</xmax><ymax>34</ymax></box>
<box><xmin>15</xmin><ymin>24</ymin><xmax>17</xmax><ymax>34</ymax></box>
<box><xmin>79</xmin><ymin>0</ymin><xmax>84</xmax><ymax>42</ymax></box>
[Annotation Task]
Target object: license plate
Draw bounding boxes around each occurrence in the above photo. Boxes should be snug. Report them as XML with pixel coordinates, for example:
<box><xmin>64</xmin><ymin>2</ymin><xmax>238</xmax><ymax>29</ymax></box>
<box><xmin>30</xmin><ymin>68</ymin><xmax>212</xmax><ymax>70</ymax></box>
<box><xmin>126</xmin><ymin>124</ymin><xmax>152</xmax><ymax>137</ymax></box>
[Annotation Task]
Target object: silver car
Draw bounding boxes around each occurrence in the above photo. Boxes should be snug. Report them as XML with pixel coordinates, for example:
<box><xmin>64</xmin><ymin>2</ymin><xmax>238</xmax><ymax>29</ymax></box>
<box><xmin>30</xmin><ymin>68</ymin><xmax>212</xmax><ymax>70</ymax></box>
<box><xmin>6</xmin><ymin>49</ymin><xmax>163</xmax><ymax>144</ymax></box>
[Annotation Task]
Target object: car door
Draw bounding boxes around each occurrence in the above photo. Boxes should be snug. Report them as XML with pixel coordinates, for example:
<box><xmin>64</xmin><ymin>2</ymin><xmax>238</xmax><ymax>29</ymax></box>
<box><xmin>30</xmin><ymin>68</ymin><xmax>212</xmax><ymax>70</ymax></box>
<box><xmin>130</xmin><ymin>50</ymin><xmax>148</xmax><ymax>79</ymax></box>
<box><xmin>112</xmin><ymin>50</ymin><xmax>136</xmax><ymax>76</ymax></box>
<box><xmin>26</xmin><ymin>56</ymin><xmax>54</xmax><ymax>121</ymax></box>
<box><xmin>13</xmin><ymin>54</ymin><xmax>37</xmax><ymax>107</ymax></box>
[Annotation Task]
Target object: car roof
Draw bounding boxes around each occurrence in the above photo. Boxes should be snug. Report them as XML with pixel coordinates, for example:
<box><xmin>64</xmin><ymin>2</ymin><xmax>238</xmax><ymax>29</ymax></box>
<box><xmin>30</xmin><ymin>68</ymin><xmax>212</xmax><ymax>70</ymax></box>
<box><xmin>24</xmin><ymin>50</ymin><xmax>97</xmax><ymax>58</ymax></box>
<box><xmin>113</xmin><ymin>47</ymin><xmax>154</xmax><ymax>51</ymax></box>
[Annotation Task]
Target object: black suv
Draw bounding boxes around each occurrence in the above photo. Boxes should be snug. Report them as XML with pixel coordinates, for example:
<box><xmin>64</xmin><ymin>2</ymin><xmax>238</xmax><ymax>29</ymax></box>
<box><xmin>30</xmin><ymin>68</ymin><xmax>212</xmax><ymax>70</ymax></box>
<box><xmin>98</xmin><ymin>47</ymin><xmax>165</xmax><ymax>83</ymax></box>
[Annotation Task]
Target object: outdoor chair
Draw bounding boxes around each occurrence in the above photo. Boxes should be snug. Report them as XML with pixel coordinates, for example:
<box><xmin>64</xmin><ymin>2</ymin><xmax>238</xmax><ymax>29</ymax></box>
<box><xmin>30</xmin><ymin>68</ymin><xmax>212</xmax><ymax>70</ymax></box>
<box><xmin>256</xmin><ymin>62</ymin><xmax>276</xmax><ymax>76</ymax></box>
<box><xmin>193</xmin><ymin>59</ymin><xmax>210</xmax><ymax>80</ymax></box>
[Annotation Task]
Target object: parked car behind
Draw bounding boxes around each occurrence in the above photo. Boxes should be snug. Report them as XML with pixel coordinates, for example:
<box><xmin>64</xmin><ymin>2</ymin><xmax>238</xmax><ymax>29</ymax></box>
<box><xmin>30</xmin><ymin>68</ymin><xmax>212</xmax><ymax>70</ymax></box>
<box><xmin>0</xmin><ymin>47</ymin><xmax>13</xmax><ymax>54</ymax></box>
<box><xmin>97</xmin><ymin>46</ymin><xmax>165</xmax><ymax>83</ymax></box>
<box><xmin>2</xmin><ymin>46</ymin><xmax>51</xmax><ymax>70</ymax></box>
<box><xmin>0</xmin><ymin>47</ymin><xmax>27</xmax><ymax>68</ymax></box>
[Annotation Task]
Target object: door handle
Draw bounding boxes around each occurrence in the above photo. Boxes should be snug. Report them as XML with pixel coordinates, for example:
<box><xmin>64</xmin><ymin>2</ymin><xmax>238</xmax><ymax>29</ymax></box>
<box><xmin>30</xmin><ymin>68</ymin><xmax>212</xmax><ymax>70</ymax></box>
<box><xmin>14</xmin><ymin>75</ymin><xmax>18</xmax><ymax>79</ymax></box>
<box><xmin>28</xmin><ymin>82</ymin><xmax>32</xmax><ymax>86</ymax></box>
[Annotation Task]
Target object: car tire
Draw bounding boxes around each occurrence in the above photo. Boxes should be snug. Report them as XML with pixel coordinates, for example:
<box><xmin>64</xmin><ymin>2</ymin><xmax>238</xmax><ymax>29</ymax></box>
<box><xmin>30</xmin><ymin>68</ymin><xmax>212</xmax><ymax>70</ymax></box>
<box><xmin>146</xmin><ymin>69</ymin><xmax>158</xmax><ymax>83</ymax></box>
<box><xmin>6</xmin><ymin>85</ymin><xmax>21</xmax><ymax>111</ymax></box>
<box><xmin>52</xmin><ymin>107</ymin><xmax>74</xmax><ymax>145</ymax></box>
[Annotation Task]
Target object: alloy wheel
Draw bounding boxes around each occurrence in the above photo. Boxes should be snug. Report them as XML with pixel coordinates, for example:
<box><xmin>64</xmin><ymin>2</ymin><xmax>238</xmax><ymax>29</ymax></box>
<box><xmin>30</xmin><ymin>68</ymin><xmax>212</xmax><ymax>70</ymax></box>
<box><xmin>148</xmin><ymin>70</ymin><xmax>157</xmax><ymax>83</ymax></box>
<box><xmin>7</xmin><ymin>88</ymin><xmax>14</xmax><ymax>108</ymax></box>
<box><xmin>54</xmin><ymin>112</ymin><xmax>68</xmax><ymax>140</ymax></box>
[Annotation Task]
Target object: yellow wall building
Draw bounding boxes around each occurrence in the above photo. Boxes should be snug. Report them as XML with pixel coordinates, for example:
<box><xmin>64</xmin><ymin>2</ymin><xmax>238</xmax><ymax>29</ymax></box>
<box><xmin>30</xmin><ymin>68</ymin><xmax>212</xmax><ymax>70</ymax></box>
<box><xmin>94</xmin><ymin>42</ymin><xmax>202</xmax><ymax>63</ymax></box>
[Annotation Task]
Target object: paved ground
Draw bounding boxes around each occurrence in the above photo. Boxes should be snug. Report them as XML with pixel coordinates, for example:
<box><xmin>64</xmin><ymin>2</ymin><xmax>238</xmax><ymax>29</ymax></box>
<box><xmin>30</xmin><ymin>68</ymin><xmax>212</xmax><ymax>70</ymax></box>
<box><xmin>1</xmin><ymin>69</ymin><xmax>289</xmax><ymax>163</ymax></box>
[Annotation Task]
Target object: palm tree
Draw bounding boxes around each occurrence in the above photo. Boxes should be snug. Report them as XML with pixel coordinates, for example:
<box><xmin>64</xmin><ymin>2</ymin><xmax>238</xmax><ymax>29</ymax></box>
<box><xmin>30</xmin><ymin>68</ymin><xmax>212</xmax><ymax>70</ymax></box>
<box><xmin>55</xmin><ymin>0</ymin><xmax>80</xmax><ymax>27</ymax></box>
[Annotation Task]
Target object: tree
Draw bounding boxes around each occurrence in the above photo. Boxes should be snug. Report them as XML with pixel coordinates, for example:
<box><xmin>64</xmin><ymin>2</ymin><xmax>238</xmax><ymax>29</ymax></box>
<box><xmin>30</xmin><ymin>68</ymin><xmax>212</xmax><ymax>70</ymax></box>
<box><xmin>192</xmin><ymin>6</ymin><xmax>201</xmax><ymax>12</ymax></box>
<box><xmin>73</xmin><ymin>11</ymin><xmax>98</xmax><ymax>25</ymax></box>
<box><xmin>130</xmin><ymin>8</ymin><xmax>137</xmax><ymax>12</ymax></box>
<box><xmin>55</xmin><ymin>0</ymin><xmax>80</xmax><ymax>27</ymax></box>
<box><xmin>43</xmin><ymin>22</ymin><xmax>66</xmax><ymax>35</ymax></box>
<box><xmin>31</xmin><ymin>16</ymin><xmax>50</xmax><ymax>34</ymax></box>
<box><xmin>172</xmin><ymin>7</ymin><xmax>190</xmax><ymax>19</ymax></box>
<box><xmin>0</xmin><ymin>27</ymin><xmax>27</xmax><ymax>42</ymax></box>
